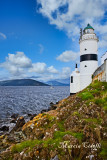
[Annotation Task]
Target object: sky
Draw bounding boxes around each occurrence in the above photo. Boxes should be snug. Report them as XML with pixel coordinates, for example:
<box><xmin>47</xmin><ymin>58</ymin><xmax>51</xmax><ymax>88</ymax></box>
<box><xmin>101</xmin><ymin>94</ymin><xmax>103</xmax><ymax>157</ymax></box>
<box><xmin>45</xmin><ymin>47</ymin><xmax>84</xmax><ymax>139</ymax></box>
<box><xmin>0</xmin><ymin>0</ymin><xmax>107</xmax><ymax>82</ymax></box>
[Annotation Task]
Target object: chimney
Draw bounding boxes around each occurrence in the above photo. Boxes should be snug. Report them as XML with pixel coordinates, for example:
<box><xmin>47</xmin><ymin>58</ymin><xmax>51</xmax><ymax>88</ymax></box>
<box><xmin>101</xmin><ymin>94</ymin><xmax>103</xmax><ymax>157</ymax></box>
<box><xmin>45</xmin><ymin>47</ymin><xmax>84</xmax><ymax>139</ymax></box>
<box><xmin>76</xmin><ymin>63</ymin><xmax>77</xmax><ymax>68</ymax></box>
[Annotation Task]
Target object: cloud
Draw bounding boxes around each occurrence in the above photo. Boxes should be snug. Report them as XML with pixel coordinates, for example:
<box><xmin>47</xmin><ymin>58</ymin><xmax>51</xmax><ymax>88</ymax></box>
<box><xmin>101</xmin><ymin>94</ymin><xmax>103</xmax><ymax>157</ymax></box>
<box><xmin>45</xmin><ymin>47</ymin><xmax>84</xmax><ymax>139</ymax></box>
<box><xmin>98</xmin><ymin>39</ymin><xmax>107</xmax><ymax>48</ymax></box>
<box><xmin>47</xmin><ymin>66</ymin><xmax>58</xmax><ymax>73</ymax></box>
<box><xmin>37</xmin><ymin>0</ymin><xmax>107</xmax><ymax>36</ymax></box>
<box><xmin>35</xmin><ymin>74</ymin><xmax>55</xmax><ymax>82</ymax></box>
<box><xmin>29</xmin><ymin>62</ymin><xmax>46</xmax><ymax>73</ymax></box>
<box><xmin>91</xmin><ymin>23</ymin><xmax>107</xmax><ymax>48</ymax></box>
<box><xmin>0</xmin><ymin>52</ymin><xmax>59</xmax><ymax>78</ymax></box>
<box><xmin>59</xmin><ymin>67</ymin><xmax>71</xmax><ymax>79</ymax></box>
<box><xmin>56</xmin><ymin>50</ymin><xmax>79</xmax><ymax>62</ymax></box>
<box><xmin>6</xmin><ymin>52</ymin><xmax>32</xmax><ymax>68</ymax></box>
<box><xmin>0</xmin><ymin>32</ymin><xmax>7</xmax><ymax>40</ymax></box>
<box><xmin>0</xmin><ymin>52</ymin><xmax>32</xmax><ymax>76</ymax></box>
<box><xmin>38</xmin><ymin>44</ymin><xmax>44</xmax><ymax>54</ymax></box>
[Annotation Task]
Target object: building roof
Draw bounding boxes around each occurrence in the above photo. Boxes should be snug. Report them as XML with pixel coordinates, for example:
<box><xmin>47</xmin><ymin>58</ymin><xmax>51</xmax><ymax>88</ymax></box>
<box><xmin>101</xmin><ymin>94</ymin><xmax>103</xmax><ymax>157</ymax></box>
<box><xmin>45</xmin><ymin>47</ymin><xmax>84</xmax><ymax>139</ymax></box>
<box><xmin>84</xmin><ymin>24</ymin><xmax>94</xmax><ymax>30</ymax></box>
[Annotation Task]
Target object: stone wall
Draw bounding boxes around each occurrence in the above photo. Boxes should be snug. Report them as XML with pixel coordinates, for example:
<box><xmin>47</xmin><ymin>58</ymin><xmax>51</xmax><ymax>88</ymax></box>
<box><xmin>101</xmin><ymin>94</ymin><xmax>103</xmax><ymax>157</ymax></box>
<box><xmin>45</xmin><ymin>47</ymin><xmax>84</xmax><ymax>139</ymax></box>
<box><xmin>92</xmin><ymin>59</ymin><xmax>107</xmax><ymax>82</ymax></box>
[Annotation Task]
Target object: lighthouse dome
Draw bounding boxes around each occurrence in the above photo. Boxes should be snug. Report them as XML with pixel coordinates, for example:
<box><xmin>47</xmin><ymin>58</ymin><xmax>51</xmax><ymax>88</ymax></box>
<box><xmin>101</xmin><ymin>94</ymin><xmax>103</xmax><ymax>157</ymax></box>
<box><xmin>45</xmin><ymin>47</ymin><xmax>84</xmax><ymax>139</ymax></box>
<box><xmin>84</xmin><ymin>24</ymin><xmax>94</xmax><ymax>34</ymax></box>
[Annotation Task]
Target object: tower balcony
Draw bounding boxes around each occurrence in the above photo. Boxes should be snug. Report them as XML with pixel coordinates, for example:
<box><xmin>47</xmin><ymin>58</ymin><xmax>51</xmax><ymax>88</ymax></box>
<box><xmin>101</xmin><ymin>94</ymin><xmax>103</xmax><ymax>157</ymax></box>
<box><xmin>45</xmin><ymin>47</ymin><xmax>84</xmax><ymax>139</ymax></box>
<box><xmin>79</xmin><ymin>34</ymin><xmax>99</xmax><ymax>43</ymax></box>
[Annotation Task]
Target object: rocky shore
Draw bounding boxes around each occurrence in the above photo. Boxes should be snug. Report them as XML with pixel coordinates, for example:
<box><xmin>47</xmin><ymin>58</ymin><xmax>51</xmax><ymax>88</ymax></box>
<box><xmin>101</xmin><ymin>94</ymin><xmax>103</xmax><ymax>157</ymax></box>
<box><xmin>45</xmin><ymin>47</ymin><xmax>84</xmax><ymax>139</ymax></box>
<box><xmin>0</xmin><ymin>81</ymin><xmax>107</xmax><ymax>160</ymax></box>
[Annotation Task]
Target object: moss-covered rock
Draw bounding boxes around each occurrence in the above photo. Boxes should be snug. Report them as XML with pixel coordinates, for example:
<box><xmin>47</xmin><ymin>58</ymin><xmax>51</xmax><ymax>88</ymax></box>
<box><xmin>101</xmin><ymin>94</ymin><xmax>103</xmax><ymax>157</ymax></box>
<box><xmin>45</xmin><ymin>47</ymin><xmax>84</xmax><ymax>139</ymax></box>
<box><xmin>0</xmin><ymin>81</ymin><xmax>107</xmax><ymax>160</ymax></box>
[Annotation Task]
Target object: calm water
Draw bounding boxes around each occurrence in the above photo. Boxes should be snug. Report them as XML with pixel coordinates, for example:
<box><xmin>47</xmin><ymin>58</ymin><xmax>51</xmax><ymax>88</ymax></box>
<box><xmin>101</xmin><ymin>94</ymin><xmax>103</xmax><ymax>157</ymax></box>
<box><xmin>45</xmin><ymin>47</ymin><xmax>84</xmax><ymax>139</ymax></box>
<box><xmin>0</xmin><ymin>86</ymin><xmax>69</xmax><ymax>127</ymax></box>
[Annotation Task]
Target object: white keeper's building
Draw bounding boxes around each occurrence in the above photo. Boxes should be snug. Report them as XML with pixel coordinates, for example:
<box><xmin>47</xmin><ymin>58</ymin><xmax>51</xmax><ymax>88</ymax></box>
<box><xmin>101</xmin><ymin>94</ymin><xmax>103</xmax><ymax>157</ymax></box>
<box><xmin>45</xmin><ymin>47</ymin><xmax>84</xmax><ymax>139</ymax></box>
<box><xmin>70</xmin><ymin>24</ymin><xmax>99</xmax><ymax>95</ymax></box>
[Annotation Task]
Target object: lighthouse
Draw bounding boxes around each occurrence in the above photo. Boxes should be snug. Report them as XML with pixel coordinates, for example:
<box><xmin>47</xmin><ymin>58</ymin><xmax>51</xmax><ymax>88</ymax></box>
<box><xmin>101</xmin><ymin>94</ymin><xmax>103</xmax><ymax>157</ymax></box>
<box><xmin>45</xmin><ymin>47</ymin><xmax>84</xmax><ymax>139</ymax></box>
<box><xmin>70</xmin><ymin>24</ymin><xmax>99</xmax><ymax>95</ymax></box>
<box><xmin>79</xmin><ymin>24</ymin><xmax>99</xmax><ymax>90</ymax></box>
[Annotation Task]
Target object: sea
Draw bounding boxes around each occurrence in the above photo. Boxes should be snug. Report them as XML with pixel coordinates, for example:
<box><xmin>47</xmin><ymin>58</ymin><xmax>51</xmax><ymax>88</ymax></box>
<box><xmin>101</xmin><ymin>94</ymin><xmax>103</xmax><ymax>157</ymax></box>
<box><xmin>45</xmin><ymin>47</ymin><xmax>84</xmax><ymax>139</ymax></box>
<box><xmin>0</xmin><ymin>86</ymin><xmax>69</xmax><ymax>130</ymax></box>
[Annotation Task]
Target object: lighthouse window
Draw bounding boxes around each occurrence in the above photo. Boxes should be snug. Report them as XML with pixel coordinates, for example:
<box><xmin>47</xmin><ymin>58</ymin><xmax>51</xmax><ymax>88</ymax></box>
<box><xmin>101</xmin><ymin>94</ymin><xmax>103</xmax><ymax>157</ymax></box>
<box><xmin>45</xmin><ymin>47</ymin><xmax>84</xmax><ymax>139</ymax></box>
<box><xmin>85</xmin><ymin>65</ymin><xmax>87</xmax><ymax>67</ymax></box>
<box><xmin>71</xmin><ymin>76</ymin><xmax>73</xmax><ymax>83</ymax></box>
<box><xmin>84</xmin><ymin>48</ymin><xmax>87</xmax><ymax>51</ymax></box>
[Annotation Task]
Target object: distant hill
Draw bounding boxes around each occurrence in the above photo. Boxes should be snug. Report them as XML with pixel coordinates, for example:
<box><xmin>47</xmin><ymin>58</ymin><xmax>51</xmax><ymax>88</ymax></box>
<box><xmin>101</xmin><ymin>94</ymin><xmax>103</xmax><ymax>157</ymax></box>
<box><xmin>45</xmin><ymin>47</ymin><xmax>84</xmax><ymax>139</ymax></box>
<box><xmin>0</xmin><ymin>79</ymin><xmax>49</xmax><ymax>86</ymax></box>
<box><xmin>46</xmin><ymin>80</ymin><xmax>69</xmax><ymax>86</ymax></box>
<box><xmin>56</xmin><ymin>78</ymin><xmax>70</xmax><ymax>85</ymax></box>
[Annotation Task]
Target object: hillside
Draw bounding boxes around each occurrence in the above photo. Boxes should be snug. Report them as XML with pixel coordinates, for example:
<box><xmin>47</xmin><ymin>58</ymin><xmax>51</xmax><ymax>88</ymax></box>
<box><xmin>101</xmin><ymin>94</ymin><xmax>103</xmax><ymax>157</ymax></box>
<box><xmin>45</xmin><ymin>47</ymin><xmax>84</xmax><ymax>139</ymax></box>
<box><xmin>0</xmin><ymin>81</ymin><xmax>107</xmax><ymax>160</ymax></box>
<box><xmin>46</xmin><ymin>80</ymin><xmax>69</xmax><ymax>86</ymax></box>
<box><xmin>0</xmin><ymin>79</ymin><xmax>49</xmax><ymax>86</ymax></box>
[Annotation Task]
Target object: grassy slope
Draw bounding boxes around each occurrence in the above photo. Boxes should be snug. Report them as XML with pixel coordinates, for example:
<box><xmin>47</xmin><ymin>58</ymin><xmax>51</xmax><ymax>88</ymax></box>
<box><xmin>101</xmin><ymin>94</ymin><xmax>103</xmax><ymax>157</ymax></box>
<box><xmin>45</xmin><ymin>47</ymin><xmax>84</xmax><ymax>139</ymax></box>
<box><xmin>0</xmin><ymin>80</ymin><xmax>107</xmax><ymax>160</ymax></box>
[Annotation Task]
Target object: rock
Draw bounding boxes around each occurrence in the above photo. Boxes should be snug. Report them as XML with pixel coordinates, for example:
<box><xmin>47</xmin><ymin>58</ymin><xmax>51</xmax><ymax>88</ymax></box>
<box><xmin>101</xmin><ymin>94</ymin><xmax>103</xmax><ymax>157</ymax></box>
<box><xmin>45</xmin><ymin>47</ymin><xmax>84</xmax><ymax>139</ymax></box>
<box><xmin>0</xmin><ymin>126</ymin><xmax>9</xmax><ymax>132</ymax></box>
<box><xmin>41</xmin><ymin>109</ymin><xmax>47</xmax><ymax>113</ymax></box>
<box><xmin>11</xmin><ymin>116</ymin><xmax>25</xmax><ymax>132</ymax></box>
<box><xmin>39</xmin><ymin>148</ymin><xmax>49</xmax><ymax>159</ymax></box>
<box><xmin>11</xmin><ymin>113</ymin><xmax>19</xmax><ymax>119</ymax></box>
<box><xmin>94</xmin><ymin>128</ymin><xmax>101</xmax><ymax>142</ymax></box>
<box><xmin>6</xmin><ymin>135</ymin><xmax>15</xmax><ymax>143</ymax></box>
<box><xmin>30</xmin><ymin>114</ymin><xmax>37</xmax><ymax>120</ymax></box>
<box><xmin>50</xmin><ymin>155</ymin><xmax>59</xmax><ymax>160</ymax></box>
<box><xmin>50</xmin><ymin>102</ymin><xmax>54</xmax><ymax>106</ymax></box>
<box><xmin>27</xmin><ymin>113</ymin><xmax>32</xmax><ymax>117</ymax></box>
<box><xmin>50</xmin><ymin>149</ymin><xmax>57</xmax><ymax>159</ymax></box>
<box><xmin>10</xmin><ymin>113</ymin><xmax>19</xmax><ymax>124</ymax></box>
<box><xmin>10</xmin><ymin>119</ymin><xmax>16</xmax><ymax>123</ymax></box>
<box><xmin>49</xmin><ymin>105</ymin><xmax>57</xmax><ymax>110</ymax></box>
<box><xmin>56</xmin><ymin>101</ymin><xmax>59</xmax><ymax>104</ymax></box>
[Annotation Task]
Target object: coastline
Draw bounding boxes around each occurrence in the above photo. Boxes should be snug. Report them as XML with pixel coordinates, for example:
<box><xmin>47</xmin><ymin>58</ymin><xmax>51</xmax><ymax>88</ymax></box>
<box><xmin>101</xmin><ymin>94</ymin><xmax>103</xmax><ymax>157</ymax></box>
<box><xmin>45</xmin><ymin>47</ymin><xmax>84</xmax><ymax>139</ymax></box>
<box><xmin>0</xmin><ymin>81</ymin><xmax>107</xmax><ymax>160</ymax></box>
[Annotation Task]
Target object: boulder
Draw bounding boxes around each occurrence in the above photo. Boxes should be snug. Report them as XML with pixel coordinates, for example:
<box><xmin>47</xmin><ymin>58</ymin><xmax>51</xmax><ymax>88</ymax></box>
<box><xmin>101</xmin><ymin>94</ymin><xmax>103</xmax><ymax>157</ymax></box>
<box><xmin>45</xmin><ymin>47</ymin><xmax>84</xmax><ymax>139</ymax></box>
<box><xmin>30</xmin><ymin>114</ymin><xmax>37</xmax><ymax>120</ymax></box>
<box><xmin>41</xmin><ymin>109</ymin><xmax>47</xmax><ymax>113</ymax></box>
<box><xmin>0</xmin><ymin>126</ymin><xmax>9</xmax><ymax>132</ymax></box>
<box><xmin>49</xmin><ymin>105</ymin><xmax>57</xmax><ymax>110</ymax></box>
<box><xmin>11</xmin><ymin>117</ymin><xmax>25</xmax><ymax>132</ymax></box>
<box><xmin>11</xmin><ymin>113</ymin><xmax>19</xmax><ymax>119</ymax></box>
<box><xmin>50</xmin><ymin>102</ymin><xmax>54</xmax><ymax>106</ymax></box>
<box><xmin>10</xmin><ymin>119</ymin><xmax>16</xmax><ymax>123</ymax></box>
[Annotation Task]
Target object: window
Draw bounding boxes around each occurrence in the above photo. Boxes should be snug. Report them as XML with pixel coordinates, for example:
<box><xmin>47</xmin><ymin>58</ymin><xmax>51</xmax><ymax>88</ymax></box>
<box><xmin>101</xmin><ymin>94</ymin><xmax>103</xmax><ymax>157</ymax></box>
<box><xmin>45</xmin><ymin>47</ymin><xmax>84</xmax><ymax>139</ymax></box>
<box><xmin>71</xmin><ymin>76</ymin><xmax>73</xmax><ymax>83</ymax></box>
<box><xmin>87</xmin><ymin>29</ymin><xmax>90</xmax><ymax>33</ymax></box>
<box><xmin>84</xmin><ymin>48</ymin><xmax>87</xmax><ymax>51</ymax></box>
<box><xmin>85</xmin><ymin>65</ymin><xmax>87</xmax><ymax>67</ymax></box>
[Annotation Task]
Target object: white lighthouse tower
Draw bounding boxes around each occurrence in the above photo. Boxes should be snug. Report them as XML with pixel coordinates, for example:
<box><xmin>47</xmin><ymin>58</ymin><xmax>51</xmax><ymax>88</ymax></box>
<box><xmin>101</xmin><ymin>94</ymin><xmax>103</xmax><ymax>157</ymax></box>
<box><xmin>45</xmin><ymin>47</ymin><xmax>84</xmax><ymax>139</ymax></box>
<box><xmin>79</xmin><ymin>24</ymin><xmax>99</xmax><ymax>90</ymax></box>
<box><xmin>70</xmin><ymin>24</ymin><xmax>99</xmax><ymax>95</ymax></box>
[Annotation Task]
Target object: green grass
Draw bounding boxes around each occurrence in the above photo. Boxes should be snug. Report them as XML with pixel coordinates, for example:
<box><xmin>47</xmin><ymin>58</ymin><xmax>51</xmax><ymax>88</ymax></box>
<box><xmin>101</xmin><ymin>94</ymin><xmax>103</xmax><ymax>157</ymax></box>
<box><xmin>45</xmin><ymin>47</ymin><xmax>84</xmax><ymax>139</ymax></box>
<box><xmin>78</xmin><ymin>91</ymin><xmax>94</xmax><ymax>100</ymax></box>
<box><xmin>83</xmin><ymin>118</ymin><xmax>102</xmax><ymax>124</ymax></box>
<box><xmin>11</xmin><ymin>140</ymin><xmax>42</xmax><ymax>153</ymax></box>
<box><xmin>11</xmin><ymin>130</ymin><xmax>83</xmax><ymax>153</ymax></box>
<box><xmin>54</xmin><ymin>131</ymin><xmax>83</xmax><ymax>141</ymax></box>
<box><xmin>43</xmin><ymin>131</ymin><xmax>83</xmax><ymax>149</ymax></box>
<box><xmin>42</xmin><ymin>114</ymin><xmax>56</xmax><ymax>129</ymax></box>
<box><xmin>73</xmin><ymin>111</ymin><xmax>81</xmax><ymax>117</ymax></box>
<box><xmin>6</xmin><ymin>158</ymin><xmax>13</xmax><ymax>160</ymax></box>
<box><xmin>57</xmin><ymin>120</ymin><xmax>65</xmax><ymax>131</ymax></box>
<box><xmin>78</xmin><ymin>81</ymin><xmax>107</xmax><ymax>112</ymax></box>
<box><xmin>99</xmin><ymin>141</ymin><xmax>107</xmax><ymax>158</ymax></box>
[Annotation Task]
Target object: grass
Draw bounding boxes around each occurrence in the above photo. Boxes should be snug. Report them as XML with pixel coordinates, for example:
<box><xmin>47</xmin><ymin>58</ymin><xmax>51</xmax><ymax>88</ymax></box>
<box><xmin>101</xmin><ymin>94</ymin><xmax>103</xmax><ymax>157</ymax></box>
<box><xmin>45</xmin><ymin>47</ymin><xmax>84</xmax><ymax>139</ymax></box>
<box><xmin>54</xmin><ymin>131</ymin><xmax>83</xmax><ymax>141</ymax></box>
<box><xmin>43</xmin><ymin>131</ymin><xmax>83</xmax><ymax>149</ymax></box>
<box><xmin>78</xmin><ymin>81</ymin><xmax>107</xmax><ymax>113</ymax></box>
<box><xmin>11</xmin><ymin>140</ymin><xmax>42</xmax><ymax>153</ymax></box>
<box><xmin>79</xmin><ymin>80</ymin><xmax>107</xmax><ymax>97</ymax></box>
<box><xmin>42</xmin><ymin>114</ymin><xmax>56</xmax><ymax>129</ymax></box>
<box><xmin>99</xmin><ymin>141</ymin><xmax>107</xmax><ymax>158</ymax></box>
<box><xmin>83</xmin><ymin>118</ymin><xmax>102</xmax><ymax>124</ymax></box>
<box><xmin>78</xmin><ymin>91</ymin><xmax>94</xmax><ymax>100</ymax></box>
<box><xmin>10</xmin><ymin>81</ymin><xmax>107</xmax><ymax>159</ymax></box>
<box><xmin>57</xmin><ymin>120</ymin><xmax>65</xmax><ymax>131</ymax></box>
<box><xmin>73</xmin><ymin>111</ymin><xmax>81</xmax><ymax>117</ymax></box>
<box><xmin>11</xmin><ymin>130</ymin><xmax>83</xmax><ymax>153</ymax></box>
